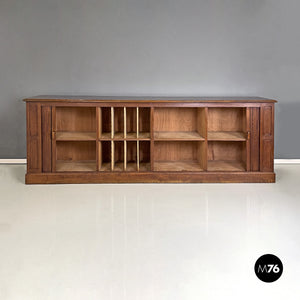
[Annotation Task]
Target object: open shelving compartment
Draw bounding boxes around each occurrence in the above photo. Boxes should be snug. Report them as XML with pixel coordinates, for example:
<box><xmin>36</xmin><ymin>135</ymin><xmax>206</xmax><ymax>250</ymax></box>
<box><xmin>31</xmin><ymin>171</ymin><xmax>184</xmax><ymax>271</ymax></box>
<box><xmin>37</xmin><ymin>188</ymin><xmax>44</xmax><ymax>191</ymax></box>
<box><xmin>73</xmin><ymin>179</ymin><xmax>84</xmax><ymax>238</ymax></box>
<box><xmin>97</xmin><ymin>106</ymin><xmax>151</xmax><ymax>172</ymax></box>
<box><xmin>154</xmin><ymin>107</ymin><xmax>206</xmax><ymax>141</ymax></box>
<box><xmin>55</xmin><ymin>107</ymin><xmax>97</xmax><ymax>172</ymax></box>
<box><xmin>53</xmin><ymin>105</ymin><xmax>249</xmax><ymax>173</ymax></box>
<box><xmin>207</xmin><ymin>107</ymin><xmax>247</xmax><ymax>171</ymax></box>
<box><xmin>153</xmin><ymin>107</ymin><xmax>207</xmax><ymax>171</ymax></box>
<box><xmin>154</xmin><ymin>141</ymin><xmax>206</xmax><ymax>171</ymax></box>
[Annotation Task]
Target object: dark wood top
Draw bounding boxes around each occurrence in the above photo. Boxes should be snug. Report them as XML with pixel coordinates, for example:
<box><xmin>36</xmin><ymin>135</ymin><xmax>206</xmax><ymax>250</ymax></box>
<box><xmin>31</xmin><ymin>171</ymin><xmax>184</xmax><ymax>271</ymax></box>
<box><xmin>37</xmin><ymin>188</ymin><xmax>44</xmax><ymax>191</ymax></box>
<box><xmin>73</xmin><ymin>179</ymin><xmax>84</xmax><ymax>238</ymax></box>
<box><xmin>24</xmin><ymin>95</ymin><xmax>277</xmax><ymax>103</ymax></box>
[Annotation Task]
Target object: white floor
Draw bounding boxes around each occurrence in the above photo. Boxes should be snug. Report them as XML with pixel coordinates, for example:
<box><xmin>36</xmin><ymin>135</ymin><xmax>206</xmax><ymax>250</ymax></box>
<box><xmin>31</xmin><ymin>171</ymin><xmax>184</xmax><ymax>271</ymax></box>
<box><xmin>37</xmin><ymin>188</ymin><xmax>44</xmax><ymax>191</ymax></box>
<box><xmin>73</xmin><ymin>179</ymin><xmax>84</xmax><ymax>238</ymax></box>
<box><xmin>0</xmin><ymin>164</ymin><xmax>299</xmax><ymax>300</ymax></box>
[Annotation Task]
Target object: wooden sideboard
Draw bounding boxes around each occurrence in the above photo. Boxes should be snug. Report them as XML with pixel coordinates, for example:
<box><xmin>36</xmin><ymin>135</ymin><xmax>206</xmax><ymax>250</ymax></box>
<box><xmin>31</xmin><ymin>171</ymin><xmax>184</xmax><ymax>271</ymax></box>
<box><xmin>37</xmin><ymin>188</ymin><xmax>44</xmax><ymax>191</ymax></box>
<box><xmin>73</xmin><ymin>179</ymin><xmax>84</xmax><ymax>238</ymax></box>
<box><xmin>24</xmin><ymin>96</ymin><xmax>276</xmax><ymax>184</ymax></box>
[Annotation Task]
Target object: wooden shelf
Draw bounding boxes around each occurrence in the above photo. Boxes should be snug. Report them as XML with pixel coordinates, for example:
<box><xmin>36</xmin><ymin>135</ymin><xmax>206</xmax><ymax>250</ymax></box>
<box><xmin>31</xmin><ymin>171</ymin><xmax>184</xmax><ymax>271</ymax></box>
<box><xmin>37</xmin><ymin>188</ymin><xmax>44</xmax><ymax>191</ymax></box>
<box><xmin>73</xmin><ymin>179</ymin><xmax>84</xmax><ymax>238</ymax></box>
<box><xmin>113</xmin><ymin>132</ymin><xmax>125</xmax><ymax>140</ymax></box>
<box><xmin>99</xmin><ymin>132</ymin><xmax>150</xmax><ymax>140</ymax></box>
<box><xmin>127</xmin><ymin>132</ymin><xmax>150</xmax><ymax>140</ymax></box>
<box><xmin>154</xmin><ymin>161</ymin><xmax>203</xmax><ymax>172</ymax></box>
<box><xmin>108</xmin><ymin>162</ymin><xmax>151</xmax><ymax>171</ymax></box>
<box><xmin>154</xmin><ymin>131</ymin><xmax>204</xmax><ymax>141</ymax></box>
<box><xmin>56</xmin><ymin>131</ymin><xmax>96</xmax><ymax>141</ymax></box>
<box><xmin>208</xmin><ymin>131</ymin><xmax>246</xmax><ymax>141</ymax></box>
<box><xmin>114</xmin><ymin>162</ymin><xmax>125</xmax><ymax>171</ymax></box>
<box><xmin>100</xmin><ymin>132</ymin><xmax>112</xmax><ymax>140</ymax></box>
<box><xmin>99</xmin><ymin>163</ymin><xmax>111</xmax><ymax>171</ymax></box>
<box><xmin>125</xmin><ymin>162</ymin><xmax>151</xmax><ymax>171</ymax></box>
<box><xmin>207</xmin><ymin>160</ymin><xmax>245</xmax><ymax>172</ymax></box>
<box><xmin>56</xmin><ymin>160</ymin><xmax>96</xmax><ymax>172</ymax></box>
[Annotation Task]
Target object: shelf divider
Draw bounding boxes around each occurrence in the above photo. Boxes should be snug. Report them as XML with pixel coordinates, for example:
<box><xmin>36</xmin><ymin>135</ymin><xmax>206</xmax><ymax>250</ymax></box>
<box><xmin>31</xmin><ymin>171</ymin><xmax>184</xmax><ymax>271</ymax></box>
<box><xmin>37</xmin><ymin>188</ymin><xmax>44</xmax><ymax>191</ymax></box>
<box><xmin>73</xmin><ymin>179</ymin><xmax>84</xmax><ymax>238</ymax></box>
<box><xmin>136</xmin><ymin>107</ymin><xmax>139</xmax><ymax>138</ymax></box>
<box><xmin>97</xmin><ymin>107</ymin><xmax>101</xmax><ymax>139</ymax></box>
<box><xmin>124</xmin><ymin>107</ymin><xmax>127</xmax><ymax>139</ymax></box>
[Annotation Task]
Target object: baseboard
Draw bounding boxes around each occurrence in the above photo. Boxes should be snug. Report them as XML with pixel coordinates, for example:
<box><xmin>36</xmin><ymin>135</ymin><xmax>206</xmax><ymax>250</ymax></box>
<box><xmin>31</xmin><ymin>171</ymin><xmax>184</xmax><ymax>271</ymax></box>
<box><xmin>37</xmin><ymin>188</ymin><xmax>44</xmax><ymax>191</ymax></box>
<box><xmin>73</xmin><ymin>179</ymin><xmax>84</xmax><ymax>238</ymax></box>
<box><xmin>0</xmin><ymin>159</ymin><xmax>27</xmax><ymax>164</ymax></box>
<box><xmin>0</xmin><ymin>159</ymin><xmax>300</xmax><ymax>164</ymax></box>
<box><xmin>274</xmin><ymin>159</ymin><xmax>300</xmax><ymax>164</ymax></box>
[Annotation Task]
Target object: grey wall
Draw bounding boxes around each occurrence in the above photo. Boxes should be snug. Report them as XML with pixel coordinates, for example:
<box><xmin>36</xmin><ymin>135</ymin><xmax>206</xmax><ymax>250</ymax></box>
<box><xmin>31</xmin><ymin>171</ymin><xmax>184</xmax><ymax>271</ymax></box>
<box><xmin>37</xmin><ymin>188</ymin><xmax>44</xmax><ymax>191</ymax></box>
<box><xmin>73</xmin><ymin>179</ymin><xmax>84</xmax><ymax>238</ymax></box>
<box><xmin>0</xmin><ymin>0</ymin><xmax>299</xmax><ymax>158</ymax></box>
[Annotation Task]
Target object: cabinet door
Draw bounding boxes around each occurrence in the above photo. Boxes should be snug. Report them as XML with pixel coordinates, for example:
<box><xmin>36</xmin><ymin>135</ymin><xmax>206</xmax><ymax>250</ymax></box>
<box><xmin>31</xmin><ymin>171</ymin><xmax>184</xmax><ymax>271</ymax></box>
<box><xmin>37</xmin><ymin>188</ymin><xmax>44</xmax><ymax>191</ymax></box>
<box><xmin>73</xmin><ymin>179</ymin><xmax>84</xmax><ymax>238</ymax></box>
<box><xmin>260</xmin><ymin>104</ymin><xmax>274</xmax><ymax>172</ymax></box>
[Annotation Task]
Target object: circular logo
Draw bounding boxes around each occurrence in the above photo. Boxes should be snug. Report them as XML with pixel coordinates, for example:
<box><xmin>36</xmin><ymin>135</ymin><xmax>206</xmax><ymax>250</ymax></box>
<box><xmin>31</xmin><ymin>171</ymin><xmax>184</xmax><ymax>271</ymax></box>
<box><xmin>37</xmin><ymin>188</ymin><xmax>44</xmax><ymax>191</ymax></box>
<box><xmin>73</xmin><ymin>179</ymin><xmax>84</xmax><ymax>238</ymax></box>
<box><xmin>254</xmin><ymin>254</ymin><xmax>283</xmax><ymax>282</ymax></box>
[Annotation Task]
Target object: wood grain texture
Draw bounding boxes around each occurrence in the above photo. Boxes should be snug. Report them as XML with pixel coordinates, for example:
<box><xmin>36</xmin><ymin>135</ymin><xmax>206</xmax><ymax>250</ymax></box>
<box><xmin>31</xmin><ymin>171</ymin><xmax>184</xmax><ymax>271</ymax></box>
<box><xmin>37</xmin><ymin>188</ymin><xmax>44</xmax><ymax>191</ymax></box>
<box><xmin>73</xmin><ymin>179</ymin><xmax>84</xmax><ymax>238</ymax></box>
<box><xmin>154</xmin><ymin>107</ymin><xmax>199</xmax><ymax>132</ymax></box>
<box><xmin>139</xmin><ymin>107</ymin><xmax>150</xmax><ymax>134</ymax></box>
<box><xmin>208</xmin><ymin>107</ymin><xmax>246</xmax><ymax>132</ymax></box>
<box><xmin>154</xmin><ymin>131</ymin><xmax>204</xmax><ymax>141</ymax></box>
<box><xmin>96</xmin><ymin>107</ymin><xmax>101</xmax><ymax>171</ymax></box>
<box><xmin>27</xmin><ymin>103</ymin><xmax>42</xmax><ymax>173</ymax></box>
<box><xmin>56</xmin><ymin>107</ymin><xmax>96</xmax><ymax>132</ymax></box>
<box><xmin>51</xmin><ymin>106</ymin><xmax>56</xmax><ymax>172</ymax></box>
<box><xmin>56</xmin><ymin>161</ymin><xmax>96</xmax><ymax>172</ymax></box>
<box><xmin>24</xmin><ymin>95</ymin><xmax>277</xmax><ymax>103</ymax></box>
<box><xmin>197</xmin><ymin>108</ymin><xmax>207</xmax><ymax>139</ymax></box>
<box><xmin>150</xmin><ymin>107</ymin><xmax>154</xmax><ymax>171</ymax></box>
<box><xmin>207</xmin><ymin>160</ymin><xmax>245</xmax><ymax>172</ymax></box>
<box><xmin>154</xmin><ymin>141</ymin><xmax>201</xmax><ymax>161</ymax></box>
<box><xmin>114</xmin><ymin>107</ymin><xmax>124</xmax><ymax>137</ymax></box>
<box><xmin>41</xmin><ymin>106</ymin><xmax>52</xmax><ymax>172</ymax></box>
<box><xmin>207</xmin><ymin>131</ymin><xmax>246</xmax><ymax>141</ymax></box>
<box><xmin>25</xmin><ymin>98</ymin><xmax>276</xmax><ymax>183</ymax></box>
<box><xmin>26</xmin><ymin>172</ymin><xmax>276</xmax><ymax>184</ymax></box>
<box><xmin>260</xmin><ymin>104</ymin><xmax>274</xmax><ymax>172</ymax></box>
<box><xmin>56</xmin><ymin>132</ymin><xmax>96</xmax><ymax>141</ymax></box>
<box><xmin>56</xmin><ymin>141</ymin><xmax>96</xmax><ymax>161</ymax></box>
<box><xmin>208</xmin><ymin>141</ymin><xmax>245</xmax><ymax>161</ymax></box>
<box><xmin>250</xmin><ymin>107</ymin><xmax>260</xmax><ymax>171</ymax></box>
<box><xmin>101</xmin><ymin>107</ymin><xmax>111</xmax><ymax>136</ymax></box>
<box><xmin>154</xmin><ymin>161</ymin><xmax>203</xmax><ymax>172</ymax></box>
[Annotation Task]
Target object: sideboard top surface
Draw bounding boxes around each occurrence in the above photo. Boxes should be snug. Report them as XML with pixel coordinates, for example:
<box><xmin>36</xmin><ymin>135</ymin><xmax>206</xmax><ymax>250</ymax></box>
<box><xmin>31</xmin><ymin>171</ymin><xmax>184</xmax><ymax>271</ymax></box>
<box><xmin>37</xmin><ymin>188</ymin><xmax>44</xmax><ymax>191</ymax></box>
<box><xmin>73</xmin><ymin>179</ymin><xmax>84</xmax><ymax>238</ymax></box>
<box><xmin>24</xmin><ymin>95</ymin><xmax>277</xmax><ymax>103</ymax></box>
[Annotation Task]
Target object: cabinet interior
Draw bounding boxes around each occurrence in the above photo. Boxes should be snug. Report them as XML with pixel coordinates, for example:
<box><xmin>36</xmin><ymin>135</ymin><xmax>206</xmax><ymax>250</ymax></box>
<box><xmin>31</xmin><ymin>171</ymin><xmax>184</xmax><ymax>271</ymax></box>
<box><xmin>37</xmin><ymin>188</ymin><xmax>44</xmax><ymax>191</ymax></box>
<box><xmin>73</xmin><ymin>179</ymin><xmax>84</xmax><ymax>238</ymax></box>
<box><xmin>54</xmin><ymin>105</ymin><xmax>249</xmax><ymax>172</ymax></box>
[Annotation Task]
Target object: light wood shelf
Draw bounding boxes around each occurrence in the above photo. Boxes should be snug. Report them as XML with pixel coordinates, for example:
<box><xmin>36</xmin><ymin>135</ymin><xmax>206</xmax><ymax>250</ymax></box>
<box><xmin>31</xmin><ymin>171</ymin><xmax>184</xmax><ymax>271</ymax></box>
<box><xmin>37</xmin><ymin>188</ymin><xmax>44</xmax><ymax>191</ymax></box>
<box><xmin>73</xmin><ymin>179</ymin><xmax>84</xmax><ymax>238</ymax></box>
<box><xmin>56</xmin><ymin>160</ymin><xmax>96</xmax><ymax>172</ymax></box>
<box><xmin>154</xmin><ymin>161</ymin><xmax>203</xmax><ymax>172</ymax></box>
<box><xmin>99</xmin><ymin>132</ymin><xmax>150</xmax><ymax>140</ymax></box>
<box><xmin>208</xmin><ymin>131</ymin><xmax>246</xmax><ymax>141</ymax></box>
<box><xmin>100</xmin><ymin>162</ymin><xmax>111</xmax><ymax>171</ymax></box>
<box><xmin>207</xmin><ymin>160</ymin><xmax>245</xmax><ymax>172</ymax></box>
<box><xmin>154</xmin><ymin>131</ymin><xmax>204</xmax><ymax>141</ymax></box>
<box><xmin>56</xmin><ymin>131</ymin><xmax>96</xmax><ymax>141</ymax></box>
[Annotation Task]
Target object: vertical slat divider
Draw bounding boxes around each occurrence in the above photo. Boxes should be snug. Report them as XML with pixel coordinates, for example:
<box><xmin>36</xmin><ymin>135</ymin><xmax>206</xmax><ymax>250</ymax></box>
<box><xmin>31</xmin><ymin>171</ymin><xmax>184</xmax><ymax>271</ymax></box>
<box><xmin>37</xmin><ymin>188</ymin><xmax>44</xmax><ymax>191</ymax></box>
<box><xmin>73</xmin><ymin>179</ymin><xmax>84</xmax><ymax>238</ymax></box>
<box><xmin>111</xmin><ymin>107</ymin><xmax>114</xmax><ymax>139</ymax></box>
<box><xmin>150</xmin><ymin>107</ymin><xmax>154</xmax><ymax>171</ymax></box>
<box><xmin>124</xmin><ymin>107</ymin><xmax>126</xmax><ymax>139</ymax></box>
<box><xmin>96</xmin><ymin>107</ymin><xmax>101</xmax><ymax>171</ymax></box>
<box><xmin>111</xmin><ymin>140</ymin><xmax>114</xmax><ymax>171</ymax></box>
<box><xmin>124</xmin><ymin>140</ymin><xmax>127</xmax><ymax>171</ymax></box>
<box><xmin>136</xmin><ymin>107</ymin><xmax>139</xmax><ymax>138</ymax></box>
<box><xmin>137</xmin><ymin>140</ymin><xmax>140</xmax><ymax>171</ymax></box>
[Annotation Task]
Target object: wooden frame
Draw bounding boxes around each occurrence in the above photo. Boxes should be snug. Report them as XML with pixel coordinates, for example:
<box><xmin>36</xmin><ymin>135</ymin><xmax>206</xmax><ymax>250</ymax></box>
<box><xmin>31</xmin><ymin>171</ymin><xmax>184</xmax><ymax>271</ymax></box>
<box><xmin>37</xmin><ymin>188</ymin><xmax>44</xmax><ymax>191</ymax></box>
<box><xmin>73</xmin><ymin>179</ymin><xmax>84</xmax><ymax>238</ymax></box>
<box><xmin>24</xmin><ymin>96</ymin><xmax>276</xmax><ymax>184</ymax></box>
